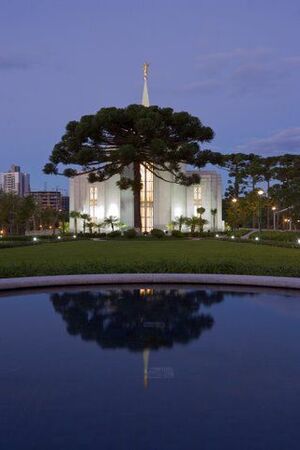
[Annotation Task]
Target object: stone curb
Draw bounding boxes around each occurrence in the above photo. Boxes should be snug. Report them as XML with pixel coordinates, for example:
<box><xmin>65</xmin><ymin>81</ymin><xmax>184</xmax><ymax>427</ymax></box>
<box><xmin>0</xmin><ymin>274</ymin><xmax>300</xmax><ymax>291</ymax></box>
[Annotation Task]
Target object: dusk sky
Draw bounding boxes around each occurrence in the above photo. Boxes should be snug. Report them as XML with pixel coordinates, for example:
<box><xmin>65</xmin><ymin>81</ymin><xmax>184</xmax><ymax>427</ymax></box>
<box><xmin>1</xmin><ymin>0</ymin><xmax>300</xmax><ymax>191</ymax></box>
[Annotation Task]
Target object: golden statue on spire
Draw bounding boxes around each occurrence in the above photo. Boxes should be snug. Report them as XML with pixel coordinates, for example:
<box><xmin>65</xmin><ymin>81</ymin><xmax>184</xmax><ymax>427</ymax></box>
<box><xmin>143</xmin><ymin>62</ymin><xmax>150</xmax><ymax>80</ymax></box>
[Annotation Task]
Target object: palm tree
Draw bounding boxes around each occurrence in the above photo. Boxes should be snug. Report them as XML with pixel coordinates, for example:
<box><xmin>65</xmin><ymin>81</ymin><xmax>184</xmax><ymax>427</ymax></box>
<box><xmin>103</xmin><ymin>216</ymin><xmax>120</xmax><ymax>232</ymax></box>
<box><xmin>198</xmin><ymin>217</ymin><xmax>208</xmax><ymax>232</ymax></box>
<box><xmin>96</xmin><ymin>222</ymin><xmax>105</xmax><ymax>234</ymax></box>
<box><xmin>197</xmin><ymin>207</ymin><xmax>206</xmax><ymax>218</ymax></box>
<box><xmin>80</xmin><ymin>213</ymin><xmax>91</xmax><ymax>234</ymax></box>
<box><xmin>174</xmin><ymin>215</ymin><xmax>187</xmax><ymax>232</ymax></box>
<box><xmin>211</xmin><ymin>208</ymin><xmax>217</xmax><ymax>231</ymax></box>
<box><xmin>184</xmin><ymin>216</ymin><xmax>200</xmax><ymax>233</ymax></box>
<box><xmin>70</xmin><ymin>211</ymin><xmax>81</xmax><ymax>235</ymax></box>
<box><xmin>196</xmin><ymin>207</ymin><xmax>207</xmax><ymax>232</ymax></box>
<box><xmin>87</xmin><ymin>220</ymin><xmax>96</xmax><ymax>234</ymax></box>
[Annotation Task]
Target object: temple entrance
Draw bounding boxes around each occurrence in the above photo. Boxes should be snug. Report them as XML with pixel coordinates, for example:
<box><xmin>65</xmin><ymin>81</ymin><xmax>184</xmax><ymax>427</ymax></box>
<box><xmin>140</xmin><ymin>166</ymin><xmax>153</xmax><ymax>232</ymax></box>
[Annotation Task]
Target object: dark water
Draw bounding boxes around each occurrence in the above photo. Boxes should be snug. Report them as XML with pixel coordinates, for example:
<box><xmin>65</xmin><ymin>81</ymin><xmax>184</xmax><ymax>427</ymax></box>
<box><xmin>1</xmin><ymin>286</ymin><xmax>300</xmax><ymax>450</ymax></box>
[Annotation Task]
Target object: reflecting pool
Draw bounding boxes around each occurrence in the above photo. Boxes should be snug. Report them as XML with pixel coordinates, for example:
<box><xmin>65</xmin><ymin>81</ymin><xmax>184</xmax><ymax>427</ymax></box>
<box><xmin>1</xmin><ymin>286</ymin><xmax>300</xmax><ymax>450</ymax></box>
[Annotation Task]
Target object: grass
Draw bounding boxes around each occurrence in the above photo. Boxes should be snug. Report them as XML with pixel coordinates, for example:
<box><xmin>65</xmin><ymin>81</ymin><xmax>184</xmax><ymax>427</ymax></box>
<box><xmin>0</xmin><ymin>239</ymin><xmax>300</xmax><ymax>278</ymax></box>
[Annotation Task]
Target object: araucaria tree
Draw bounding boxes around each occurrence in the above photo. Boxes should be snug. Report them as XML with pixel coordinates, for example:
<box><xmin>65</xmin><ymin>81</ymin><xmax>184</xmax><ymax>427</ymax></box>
<box><xmin>44</xmin><ymin>104</ymin><xmax>214</xmax><ymax>230</ymax></box>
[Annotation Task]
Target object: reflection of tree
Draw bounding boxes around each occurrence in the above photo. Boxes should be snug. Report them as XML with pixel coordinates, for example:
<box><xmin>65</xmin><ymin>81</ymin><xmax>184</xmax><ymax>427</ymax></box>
<box><xmin>50</xmin><ymin>289</ymin><xmax>224</xmax><ymax>352</ymax></box>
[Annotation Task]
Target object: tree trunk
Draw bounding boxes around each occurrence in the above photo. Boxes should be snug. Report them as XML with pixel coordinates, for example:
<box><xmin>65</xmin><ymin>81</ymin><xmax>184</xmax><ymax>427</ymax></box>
<box><xmin>133</xmin><ymin>162</ymin><xmax>142</xmax><ymax>231</ymax></box>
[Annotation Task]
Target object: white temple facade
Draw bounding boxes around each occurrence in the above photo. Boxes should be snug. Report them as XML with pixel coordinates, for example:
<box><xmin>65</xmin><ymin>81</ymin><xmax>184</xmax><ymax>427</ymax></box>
<box><xmin>69</xmin><ymin>65</ymin><xmax>224</xmax><ymax>232</ymax></box>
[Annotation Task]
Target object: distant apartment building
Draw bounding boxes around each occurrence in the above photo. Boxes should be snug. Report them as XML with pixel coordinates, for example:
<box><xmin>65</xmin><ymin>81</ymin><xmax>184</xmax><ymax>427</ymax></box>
<box><xmin>31</xmin><ymin>191</ymin><xmax>62</xmax><ymax>210</ymax></box>
<box><xmin>0</xmin><ymin>164</ymin><xmax>30</xmax><ymax>196</ymax></box>
<box><xmin>61</xmin><ymin>195</ymin><xmax>70</xmax><ymax>212</ymax></box>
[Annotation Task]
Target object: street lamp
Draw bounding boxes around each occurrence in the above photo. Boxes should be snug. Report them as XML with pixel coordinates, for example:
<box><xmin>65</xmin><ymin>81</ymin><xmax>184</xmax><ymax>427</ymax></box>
<box><xmin>257</xmin><ymin>190</ymin><xmax>264</xmax><ymax>235</ymax></box>
<box><xmin>272</xmin><ymin>206</ymin><xmax>277</xmax><ymax>230</ymax></box>
<box><xmin>231</xmin><ymin>198</ymin><xmax>238</xmax><ymax>233</ymax></box>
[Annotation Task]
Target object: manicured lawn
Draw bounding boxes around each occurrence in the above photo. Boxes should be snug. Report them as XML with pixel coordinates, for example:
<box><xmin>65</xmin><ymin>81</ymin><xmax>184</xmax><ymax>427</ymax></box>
<box><xmin>0</xmin><ymin>239</ymin><xmax>300</xmax><ymax>277</ymax></box>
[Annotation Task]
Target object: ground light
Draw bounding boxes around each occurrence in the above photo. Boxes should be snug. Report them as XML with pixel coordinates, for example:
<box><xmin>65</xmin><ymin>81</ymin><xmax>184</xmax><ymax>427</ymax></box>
<box><xmin>298</xmin><ymin>239</ymin><xmax>300</xmax><ymax>245</ymax></box>
<box><xmin>57</xmin><ymin>236</ymin><xmax>61</xmax><ymax>240</ymax></box>
<box><xmin>215</xmin><ymin>234</ymin><xmax>219</xmax><ymax>238</ymax></box>
<box><xmin>231</xmin><ymin>235</ymin><xmax>235</xmax><ymax>239</ymax></box>
<box><xmin>73</xmin><ymin>235</ymin><xmax>77</xmax><ymax>239</ymax></box>
<box><xmin>32</xmin><ymin>237</ymin><xmax>38</xmax><ymax>242</ymax></box>
<box><xmin>255</xmin><ymin>236</ymin><xmax>260</xmax><ymax>241</ymax></box>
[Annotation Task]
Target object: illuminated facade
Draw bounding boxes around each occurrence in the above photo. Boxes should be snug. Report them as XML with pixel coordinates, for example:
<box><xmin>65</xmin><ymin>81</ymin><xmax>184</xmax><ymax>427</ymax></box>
<box><xmin>70</xmin><ymin>169</ymin><xmax>223</xmax><ymax>232</ymax></box>
<box><xmin>140</xmin><ymin>165</ymin><xmax>154</xmax><ymax>232</ymax></box>
<box><xmin>69</xmin><ymin>65</ymin><xmax>224</xmax><ymax>232</ymax></box>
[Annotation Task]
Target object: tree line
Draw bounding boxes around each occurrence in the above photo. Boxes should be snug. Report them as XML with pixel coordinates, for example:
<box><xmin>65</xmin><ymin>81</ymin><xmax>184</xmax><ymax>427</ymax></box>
<box><xmin>0</xmin><ymin>192</ymin><xmax>68</xmax><ymax>235</ymax></box>
<box><xmin>216</xmin><ymin>153</ymin><xmax>300</xmax><ymax>230</ymax></box>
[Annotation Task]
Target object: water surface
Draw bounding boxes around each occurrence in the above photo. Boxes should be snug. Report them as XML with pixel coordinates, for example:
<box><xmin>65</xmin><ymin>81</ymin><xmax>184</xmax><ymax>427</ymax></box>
<box><xmin>0</xmin><ymin>286</ymin><xmax>300</xmax><ymax>450</ymax></box>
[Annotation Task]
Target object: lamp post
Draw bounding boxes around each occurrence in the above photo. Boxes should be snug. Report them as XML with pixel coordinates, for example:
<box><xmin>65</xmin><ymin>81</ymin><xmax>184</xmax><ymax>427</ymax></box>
<box><xmin>257</xmin><ymin>190</ymin><xmax>264</xmax><ymax>235</ymax></box>
<box><xmin>231</xmin><ymin>198</ymin><xmax>238</xmax><ymax>234</ymax></box>
<box><xmin>272</xmin><ymin>206</ymin><xmax>277</xmax><ymax>230</ymax></box>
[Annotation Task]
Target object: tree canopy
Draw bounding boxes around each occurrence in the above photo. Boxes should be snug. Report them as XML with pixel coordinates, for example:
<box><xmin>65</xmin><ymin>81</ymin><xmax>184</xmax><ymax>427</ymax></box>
<box><xmin>44</xmin><ymin>104</ymin><xmax>214</xmax><ymax>229</ymax></box>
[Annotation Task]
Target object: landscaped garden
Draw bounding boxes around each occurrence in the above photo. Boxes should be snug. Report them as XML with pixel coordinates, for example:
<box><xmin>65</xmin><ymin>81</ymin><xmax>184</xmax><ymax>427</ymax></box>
<box><xmin>1</xmin><ymin>239</ymin><xmax>300</xmax><ymax>278</ymax></box>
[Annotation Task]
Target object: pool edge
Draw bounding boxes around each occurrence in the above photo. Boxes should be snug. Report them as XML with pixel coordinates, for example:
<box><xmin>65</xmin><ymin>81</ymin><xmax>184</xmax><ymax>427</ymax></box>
<box><xmin>1</xmin><ymin>273</ymin><xmax>300</xmax><ymax>291</ymax></box>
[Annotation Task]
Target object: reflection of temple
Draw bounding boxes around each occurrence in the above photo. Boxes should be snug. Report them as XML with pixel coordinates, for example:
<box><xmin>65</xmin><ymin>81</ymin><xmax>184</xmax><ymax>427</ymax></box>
<box><xmin>143</xmin><ymin>348</ymin><xmax>149</xmax><ymax>388</ymax></box>
<box><xmin>51</xmin><ymin>288</ymin><xmax>224</xmax><ymax>387</ymax></box>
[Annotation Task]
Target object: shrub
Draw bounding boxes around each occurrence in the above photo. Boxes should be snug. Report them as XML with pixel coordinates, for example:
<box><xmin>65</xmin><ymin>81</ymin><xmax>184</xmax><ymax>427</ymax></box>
<box><xmin>151</xmin><ymin>228</ymin><xmax>165</xmax><ymax>238</ymax></box>
<box><xmin>171</xmin><ymin>230</ymin><xmax>184</xmax><ymax>238</ymax></box>
<box><xmin>107</xmin><ymin>230</ymin><xmax>122</xmax><ymax>238</ymax></box>
<box><xmin>1</xmin><ymin>235</ymin><xmax>37</xmax><ymax>241</ymax></box>
<box><xmin>124</xmin><ymin>228</ymin><xmax>137</xmax><ymax>239</ymax></box>
<box><xmin>250</xmin><ymin>231</ymin><xmax>300</xmax><ymax>242</ymax></box>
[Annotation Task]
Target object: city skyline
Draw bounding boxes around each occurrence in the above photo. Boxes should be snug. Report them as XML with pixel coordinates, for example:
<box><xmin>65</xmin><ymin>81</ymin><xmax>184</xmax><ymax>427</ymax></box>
<box><xmin>1</xmin><ymin>0</ymin><xmax>300</xmax><ymax>190</ymax></box>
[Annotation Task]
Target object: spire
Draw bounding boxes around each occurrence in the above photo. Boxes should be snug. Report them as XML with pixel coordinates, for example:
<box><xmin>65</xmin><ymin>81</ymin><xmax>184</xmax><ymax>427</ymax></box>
<box><xmin>142</xmin><ymin>62</ymin><xmax>150</xmax><ymax>107</ymax></box>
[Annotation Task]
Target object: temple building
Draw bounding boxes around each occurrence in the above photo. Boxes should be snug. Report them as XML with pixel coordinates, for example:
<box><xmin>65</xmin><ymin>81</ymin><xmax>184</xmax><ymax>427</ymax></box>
<box><xmin>69</xmin><ymin>66</ymin><xmax>224</xmax><ymax>232</ymax></box>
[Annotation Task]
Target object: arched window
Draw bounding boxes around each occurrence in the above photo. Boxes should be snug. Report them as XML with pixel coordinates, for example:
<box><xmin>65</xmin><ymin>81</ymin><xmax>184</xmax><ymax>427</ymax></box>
<box><xmin>193</xmin><ymin>185</ymin><xmax>202</xmax><ymax>215</ymax></box>
<box><xmin>89</xmin><ymin>186</ymin><xmax>98</xmax><ymax>220</ymax></box>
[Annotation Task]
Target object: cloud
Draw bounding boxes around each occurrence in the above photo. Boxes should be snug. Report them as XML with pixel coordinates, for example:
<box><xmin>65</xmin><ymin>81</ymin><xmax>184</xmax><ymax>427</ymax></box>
<box><xmin>182</xmin><ymin>48</ymin><xmax>300</xmax><ymax>96</ymax></box>
<box><xmin>236</xmin><ymin>127</ymin><xmax>300</xmax><ymax>155</ymax></box>
<box><xmin>196</xmin><ymin>48</ymin><xmax>272</xmax><ymax>73</ymax></box>
<box><xmin>0</xmin><ymin>55</ymin><xmax>36</xmax><ymax>71</ymax></box>
<box><xmin>282</xmin><ymin>56</ymin><xmax>300</xmax><ymax>66</ymax></box>
<box><xmin>231</xmin><ymin>62</ymin><xmax>287</xmax><ymax>94</ymax></box>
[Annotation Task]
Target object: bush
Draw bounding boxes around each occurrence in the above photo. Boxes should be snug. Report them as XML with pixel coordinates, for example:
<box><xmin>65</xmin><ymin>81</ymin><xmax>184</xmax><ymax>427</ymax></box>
<box><xmin>107</xmin><ymin>230</ymin><xmax>122</xmax><ymax>238</ymax></box>
<box><xmin>151</xmin><ymin>228</ymin><xmax>165</xmax><ymax>238</ymax></box>
<box><xmin>250</xmin><ymin>231</ymin><xmax>300</xmax><ymax>242</ymax></box>
<box><xmin>124</xmin><ymin>228</ymin><xmax>137</xmax><ymax>239</ymax></box>
<box><xmin>1</xmin><ymin>235</ymin><xmax>35</xmax><ymax>241</ymax></box>
<box><xmin>171</xmin><ymin>230</ymin><xmax>184</xmax><ymax>238</ymax></box>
